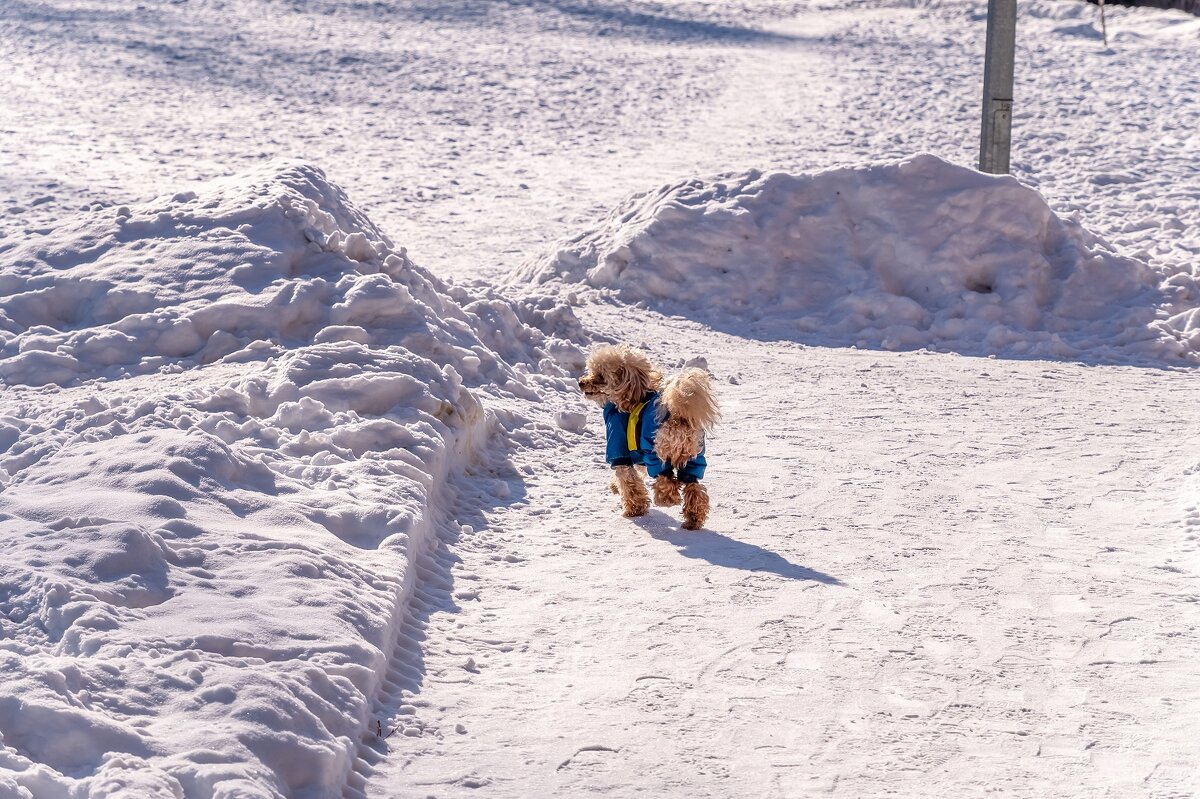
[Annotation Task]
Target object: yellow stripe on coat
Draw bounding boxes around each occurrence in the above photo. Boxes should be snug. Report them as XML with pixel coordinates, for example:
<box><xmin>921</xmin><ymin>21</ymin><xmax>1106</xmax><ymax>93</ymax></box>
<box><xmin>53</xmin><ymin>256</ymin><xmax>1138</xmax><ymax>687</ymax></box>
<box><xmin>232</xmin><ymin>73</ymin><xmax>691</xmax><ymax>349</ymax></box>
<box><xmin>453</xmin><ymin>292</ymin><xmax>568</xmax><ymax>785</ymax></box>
<box><xmin>627</xmin><ymin>401</ymin><xmax>647</xmax><ymax>452</ymax></box>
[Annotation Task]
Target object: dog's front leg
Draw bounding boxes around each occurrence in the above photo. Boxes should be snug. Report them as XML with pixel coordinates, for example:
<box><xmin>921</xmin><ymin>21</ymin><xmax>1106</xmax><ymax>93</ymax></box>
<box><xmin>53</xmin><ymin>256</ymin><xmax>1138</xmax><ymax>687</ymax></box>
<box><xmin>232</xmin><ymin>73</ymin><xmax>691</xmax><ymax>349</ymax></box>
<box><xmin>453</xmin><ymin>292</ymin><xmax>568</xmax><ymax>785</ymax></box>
<box><xmin>681</xmin><ymin>481</ymin><xmax>710</xmax><ymax>530</ymax></box>
<box><xmin>614</xmin><ymin>464</ymin><xmax>650</xmax><ymax>517</ymax></box>
<box><xmin>653</xmin><ymin>473</ymin><xmax>681</xmax><ymax>507</ymax></box>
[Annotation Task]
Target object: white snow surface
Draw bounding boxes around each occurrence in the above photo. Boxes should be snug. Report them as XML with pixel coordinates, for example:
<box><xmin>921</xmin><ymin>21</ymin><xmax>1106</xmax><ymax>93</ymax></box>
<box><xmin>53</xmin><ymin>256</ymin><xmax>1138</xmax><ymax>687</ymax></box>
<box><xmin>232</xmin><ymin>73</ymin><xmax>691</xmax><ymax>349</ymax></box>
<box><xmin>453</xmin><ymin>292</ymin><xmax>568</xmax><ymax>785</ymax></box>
<box><xmin>3</xmin><ymin>0</ymin><xmax>1199</xmax><ymax>284</ymax></box>
<box><xmin>0</xmin><ymin>164</ymin><xmax>583</xmax><ymax>798</ymax></box>
<box><xmin>514</xmin><ymin>153</ymin><xmax>1200</xmax><ymax>362</ymax></box>
<box><xmin>0</xmin><ymin>161</ymin><xmax>580</xmax><ymax>387</ymax></box>
<box><xmin>2</xmin><ymin>0</ymin><xmax>1200</xmax><ymax>796</ymax></box>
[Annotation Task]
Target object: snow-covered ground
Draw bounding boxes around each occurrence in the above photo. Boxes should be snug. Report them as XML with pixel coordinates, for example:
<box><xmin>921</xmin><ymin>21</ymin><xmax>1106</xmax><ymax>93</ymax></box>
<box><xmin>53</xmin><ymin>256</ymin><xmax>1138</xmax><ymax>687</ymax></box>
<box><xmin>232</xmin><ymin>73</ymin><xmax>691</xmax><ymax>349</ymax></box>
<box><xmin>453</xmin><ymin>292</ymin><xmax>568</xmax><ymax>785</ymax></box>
<box><xmin>370</xmin><ymin>309</ymin><xmax>1200</xmax><ymax>798</ymax></box>
<box><xmin>3</xmin><ymin>0</ymin><xmax>1199</xmax><ymax>281</ymax></box>
<box><xmin>514</xmin><ymin>154</ymin><xmax>1198</xmax><ymax>362</ymax></box>
<box><xmin>0</xmin><ymin>163</ymin><xmax>588</xmax><ymax>797</ymax></box>
<box><xmin>2</xmin><ymin>0</ymin><xmax>1199</xmax><ymax>797</ymax></box>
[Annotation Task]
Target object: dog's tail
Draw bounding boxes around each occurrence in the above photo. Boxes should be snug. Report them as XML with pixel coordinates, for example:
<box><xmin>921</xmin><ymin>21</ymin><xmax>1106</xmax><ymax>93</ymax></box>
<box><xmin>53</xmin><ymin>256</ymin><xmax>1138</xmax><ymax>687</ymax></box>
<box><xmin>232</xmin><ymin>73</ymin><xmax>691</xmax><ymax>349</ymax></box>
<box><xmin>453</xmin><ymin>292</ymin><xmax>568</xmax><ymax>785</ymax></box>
<box><xmin>660</xmin><ymin>368</ymin><xmax>720</xmax><ymax>433</ymax></box>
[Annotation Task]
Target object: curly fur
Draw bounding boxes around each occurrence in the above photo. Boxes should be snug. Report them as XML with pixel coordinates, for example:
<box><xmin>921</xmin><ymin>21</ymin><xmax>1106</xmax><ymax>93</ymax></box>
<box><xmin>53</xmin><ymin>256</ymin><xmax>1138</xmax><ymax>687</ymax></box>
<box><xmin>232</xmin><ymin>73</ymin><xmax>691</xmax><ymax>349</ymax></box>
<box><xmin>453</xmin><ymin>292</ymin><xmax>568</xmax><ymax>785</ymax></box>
<box><xmin>653</xmin><ymin>473</ymin><xmax>681</xmax><ymax>507</ymax></box>
<box><xmin>614</xmin><ymin>464</ymin><xmax>650</xmax><ymax>517</ymax></box>
<box><xmin>579</xmin><ymin>344</ymin><xmax>718</xmax><ymax>530</ymax></box>
<box><xmin>578</xmin><ymin>344</ymin><xmax>662</xmax><ymax>412</ymax></box>
<box><xmin>659</xmin><ymin>368</ymin><xmax>721</xmax><ymax>433</ymax></box>
<box><xmin>652</xmin><ymin>417</ymin><xmax>702</xmax><ymax>469</ymax></box>
<box><xmin>681</xmin><ymin>482</ymin><xmax>709</xmax><ymax>530</ymax></box>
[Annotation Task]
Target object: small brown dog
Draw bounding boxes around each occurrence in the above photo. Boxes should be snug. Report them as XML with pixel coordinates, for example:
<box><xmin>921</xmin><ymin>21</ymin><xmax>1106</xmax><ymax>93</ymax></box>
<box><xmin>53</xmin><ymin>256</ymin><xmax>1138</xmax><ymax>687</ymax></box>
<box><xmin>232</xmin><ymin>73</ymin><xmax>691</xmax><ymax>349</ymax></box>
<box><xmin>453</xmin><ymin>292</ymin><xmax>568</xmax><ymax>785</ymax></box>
<box><xmin>578</xmin><ymin>344</ymin><xmax>719</xmax><ymax>529</ymax></box>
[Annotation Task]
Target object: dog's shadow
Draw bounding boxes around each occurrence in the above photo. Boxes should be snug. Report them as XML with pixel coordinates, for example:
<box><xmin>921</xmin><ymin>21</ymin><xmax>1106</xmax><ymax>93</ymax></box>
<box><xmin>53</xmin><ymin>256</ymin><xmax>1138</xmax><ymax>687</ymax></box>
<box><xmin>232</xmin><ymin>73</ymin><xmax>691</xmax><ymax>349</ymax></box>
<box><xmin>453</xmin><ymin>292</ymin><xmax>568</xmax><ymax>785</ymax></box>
<box><xmin>633</xmin><ymin>510</ymin><xmax>843</xmax><ymax>585</ymax></box>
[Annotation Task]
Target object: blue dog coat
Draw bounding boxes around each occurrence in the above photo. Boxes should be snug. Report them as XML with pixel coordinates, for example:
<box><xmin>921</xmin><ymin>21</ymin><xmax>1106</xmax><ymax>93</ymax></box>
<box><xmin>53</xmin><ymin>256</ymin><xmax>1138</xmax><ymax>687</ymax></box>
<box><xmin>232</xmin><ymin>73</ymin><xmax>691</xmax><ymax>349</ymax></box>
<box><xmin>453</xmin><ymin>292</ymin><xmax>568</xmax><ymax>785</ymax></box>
<box><xmin>603</xmin><ymin>393</ymin><xmax>706</xmax><ymax>483</ymax></box>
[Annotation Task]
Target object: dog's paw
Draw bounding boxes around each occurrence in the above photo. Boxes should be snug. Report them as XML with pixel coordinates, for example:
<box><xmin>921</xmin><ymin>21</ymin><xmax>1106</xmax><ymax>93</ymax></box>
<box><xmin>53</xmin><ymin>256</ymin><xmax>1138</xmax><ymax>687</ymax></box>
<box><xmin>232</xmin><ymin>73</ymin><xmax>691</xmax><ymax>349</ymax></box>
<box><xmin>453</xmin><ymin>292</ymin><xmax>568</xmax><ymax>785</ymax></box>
<box><xmin>681</xmin><ymin>482</ymin><xmax>709</xmax><ymax>529</ymax></box>
<box><xmin>623</xmin><ymin>501</ymin><xmax>650</xmax><ymax>518</ymax></box>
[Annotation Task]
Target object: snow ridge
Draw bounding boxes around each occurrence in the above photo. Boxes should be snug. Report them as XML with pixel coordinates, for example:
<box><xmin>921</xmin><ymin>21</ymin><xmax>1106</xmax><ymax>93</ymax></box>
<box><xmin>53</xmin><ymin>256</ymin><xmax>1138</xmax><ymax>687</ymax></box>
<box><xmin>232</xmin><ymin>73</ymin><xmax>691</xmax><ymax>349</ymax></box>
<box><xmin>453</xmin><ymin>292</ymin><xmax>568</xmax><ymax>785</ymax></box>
<box><xmin>0</xmin><ymin>164</ymin><xmax>584</xmax><ymax>798</ymax></box>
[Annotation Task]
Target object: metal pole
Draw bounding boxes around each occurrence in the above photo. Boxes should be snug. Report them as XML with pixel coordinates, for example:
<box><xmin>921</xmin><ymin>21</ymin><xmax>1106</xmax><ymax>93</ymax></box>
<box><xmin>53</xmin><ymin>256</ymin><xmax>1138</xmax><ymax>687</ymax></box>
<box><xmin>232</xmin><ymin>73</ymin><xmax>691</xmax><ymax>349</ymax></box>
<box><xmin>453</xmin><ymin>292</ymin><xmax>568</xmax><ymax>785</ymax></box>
<box><xmin>979</xmin><ymin>0</ymin><xmax>1017</xmax><ymax>174</ymax></box>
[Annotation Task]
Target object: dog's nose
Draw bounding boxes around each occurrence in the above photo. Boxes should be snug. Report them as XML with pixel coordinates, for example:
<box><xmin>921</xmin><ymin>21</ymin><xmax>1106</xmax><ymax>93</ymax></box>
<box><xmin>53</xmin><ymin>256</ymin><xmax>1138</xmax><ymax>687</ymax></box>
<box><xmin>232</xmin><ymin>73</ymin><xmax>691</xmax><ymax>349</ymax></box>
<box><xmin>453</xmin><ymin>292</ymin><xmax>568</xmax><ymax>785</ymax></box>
<box><xmin>577</xmin><ymin>377</ymin><xmax>586</xmax><ymax>387</ymax></box>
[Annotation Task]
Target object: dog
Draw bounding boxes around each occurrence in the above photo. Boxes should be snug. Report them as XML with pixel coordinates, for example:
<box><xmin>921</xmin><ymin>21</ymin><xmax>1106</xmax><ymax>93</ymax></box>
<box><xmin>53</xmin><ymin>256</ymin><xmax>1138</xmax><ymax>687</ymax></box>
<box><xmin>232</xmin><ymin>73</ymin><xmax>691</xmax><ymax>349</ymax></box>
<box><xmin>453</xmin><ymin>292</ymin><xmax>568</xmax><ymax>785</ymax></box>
<box><xmin>578</xmin><ymin>344</ymin><xmax>719</xmax><ymax>530</ymax></box>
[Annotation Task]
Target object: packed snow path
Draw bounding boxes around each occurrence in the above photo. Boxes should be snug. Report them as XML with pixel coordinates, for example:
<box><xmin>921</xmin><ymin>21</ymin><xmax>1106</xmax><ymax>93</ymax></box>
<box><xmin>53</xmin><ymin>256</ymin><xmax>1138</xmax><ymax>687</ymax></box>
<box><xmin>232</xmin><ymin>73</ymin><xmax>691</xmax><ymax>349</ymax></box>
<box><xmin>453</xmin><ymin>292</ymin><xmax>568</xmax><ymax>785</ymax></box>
<box><xmin>359</xmin><ymin>311</ymin><xmax>1199</xmax><ymax>798</ymax></box>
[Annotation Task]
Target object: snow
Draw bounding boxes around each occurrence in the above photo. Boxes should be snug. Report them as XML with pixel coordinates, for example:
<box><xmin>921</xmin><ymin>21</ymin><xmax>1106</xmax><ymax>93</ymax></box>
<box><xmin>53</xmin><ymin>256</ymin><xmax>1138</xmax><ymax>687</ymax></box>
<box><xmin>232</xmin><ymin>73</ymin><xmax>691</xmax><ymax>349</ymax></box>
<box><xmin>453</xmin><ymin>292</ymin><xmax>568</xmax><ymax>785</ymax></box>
<box><xmin>376</xmin><ymin>314</ymin><xmax>1200</xmax><ymax>797</ymax></box>
<box><xmin>3</xmin><ymin>0</ymin><xmax>1198</xmax><ymax>284</ymax></box>
<box><xmin>0</xmin><ymin>165</ymin><xmax>582</xmax><ymax>797</ymax></box>
<box><xmin>0</xmin><ymin>161</ymin><xmax>580</xmax><ymax>388</ymax></box>
<box><xmin>514</xmin><ymin>153</ymin><xmax>1200</xmax><ymax>362</ymax></box>
<box><xmin>2</xmin><ymin>0</ymin><xmax>1200</xmax><ymax>796</ymax></box>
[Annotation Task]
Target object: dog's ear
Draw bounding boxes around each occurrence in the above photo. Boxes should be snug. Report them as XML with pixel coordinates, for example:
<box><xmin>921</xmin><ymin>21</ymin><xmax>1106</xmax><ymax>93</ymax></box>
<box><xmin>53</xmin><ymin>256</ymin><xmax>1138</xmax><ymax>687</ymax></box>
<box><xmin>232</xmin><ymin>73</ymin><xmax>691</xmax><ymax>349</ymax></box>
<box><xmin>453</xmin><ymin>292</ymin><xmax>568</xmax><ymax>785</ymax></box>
<box><xmin>611</xmin><ymin>344</ymin><xmax>661</xmax><ymax>407</ymax></box>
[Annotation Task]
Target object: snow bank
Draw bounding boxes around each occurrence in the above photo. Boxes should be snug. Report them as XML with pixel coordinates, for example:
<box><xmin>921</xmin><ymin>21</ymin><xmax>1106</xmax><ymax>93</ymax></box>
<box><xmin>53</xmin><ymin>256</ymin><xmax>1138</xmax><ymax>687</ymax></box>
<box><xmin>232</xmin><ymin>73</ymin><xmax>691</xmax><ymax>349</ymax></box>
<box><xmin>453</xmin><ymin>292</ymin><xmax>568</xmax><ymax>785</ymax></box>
<box><xmin>0</xmin><ymin>163</ymin><xmax>582</xmax><ymax>387</ymax></box>
<box><xmin>0</xmin><ymin>163</ymin><xmax>583</xmax><ymax>797</ymax></box>
<box><xmin>513</xmin><ymin>154</ymin><xmax>1200</xmax><ymax>363</ymax></box>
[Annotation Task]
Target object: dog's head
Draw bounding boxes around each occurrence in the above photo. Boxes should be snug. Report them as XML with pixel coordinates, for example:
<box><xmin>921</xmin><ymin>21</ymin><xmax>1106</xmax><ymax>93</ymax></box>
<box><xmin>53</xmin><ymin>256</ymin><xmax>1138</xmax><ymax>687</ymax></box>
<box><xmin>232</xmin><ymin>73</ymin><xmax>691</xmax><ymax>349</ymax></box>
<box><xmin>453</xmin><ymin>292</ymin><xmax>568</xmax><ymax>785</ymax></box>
<box><xmin>578</xmin><ymin>344</ymin><xmax>662</xmax><ymax>412</ymax></box>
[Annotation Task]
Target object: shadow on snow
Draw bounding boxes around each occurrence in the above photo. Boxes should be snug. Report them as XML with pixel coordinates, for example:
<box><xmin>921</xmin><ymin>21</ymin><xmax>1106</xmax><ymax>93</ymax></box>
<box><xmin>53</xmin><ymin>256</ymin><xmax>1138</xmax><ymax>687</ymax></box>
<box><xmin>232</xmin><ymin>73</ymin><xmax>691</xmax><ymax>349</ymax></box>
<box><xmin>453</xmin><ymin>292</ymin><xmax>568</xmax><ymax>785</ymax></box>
<box><xmin>635</xmin><ymin>510</ymin><xmax>843</xmax><ymax>585</ymax></box>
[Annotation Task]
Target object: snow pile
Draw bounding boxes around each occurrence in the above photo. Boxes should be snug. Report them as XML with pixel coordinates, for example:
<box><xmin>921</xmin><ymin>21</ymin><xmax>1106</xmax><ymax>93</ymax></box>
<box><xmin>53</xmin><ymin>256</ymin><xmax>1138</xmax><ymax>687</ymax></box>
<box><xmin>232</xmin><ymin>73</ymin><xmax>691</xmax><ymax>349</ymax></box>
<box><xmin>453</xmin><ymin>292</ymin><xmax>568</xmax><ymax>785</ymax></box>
<box><xmin>513</xmin><ymin>154</ymin><xmax>1200</xmax><ymax>363</ymax></box>
<box><xmin>0</xmin><ymin>164</ymin><xmax>584</xmax><ymax>798</ymax></box>
<box><xmin>0</xmin><ymin>163</ymin><xmax>582</xmax><ymax>387</ymax></box>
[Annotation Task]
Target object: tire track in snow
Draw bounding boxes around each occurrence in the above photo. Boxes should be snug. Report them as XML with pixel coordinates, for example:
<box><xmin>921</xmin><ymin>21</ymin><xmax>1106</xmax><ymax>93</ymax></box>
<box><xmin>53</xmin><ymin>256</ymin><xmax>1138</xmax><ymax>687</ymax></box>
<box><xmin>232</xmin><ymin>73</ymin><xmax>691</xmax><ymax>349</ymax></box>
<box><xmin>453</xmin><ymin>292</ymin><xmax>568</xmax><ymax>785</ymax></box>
<box><xmin>340</xmin><ymin>493</ymin><xmax>464</xmax><ymax>799</ymax></box>
<box><xmin>318</xmin><ymin>409</ymin><xmax>490</xmax><ymax>795</ymax></box>
<box><xmin>341</xmin><ymin>444</ymin><xmax>540</xmax><ymax>797</ymax></box>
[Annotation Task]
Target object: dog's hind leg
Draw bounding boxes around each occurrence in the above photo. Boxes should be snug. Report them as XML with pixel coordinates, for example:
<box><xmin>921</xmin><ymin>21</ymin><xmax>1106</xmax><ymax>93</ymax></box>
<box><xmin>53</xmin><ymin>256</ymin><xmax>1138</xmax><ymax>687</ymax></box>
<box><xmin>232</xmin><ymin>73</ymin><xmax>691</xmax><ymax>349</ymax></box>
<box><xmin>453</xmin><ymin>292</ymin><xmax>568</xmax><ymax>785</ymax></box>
<box><xmin>614</xmin><ymin>465</ymin><xmax>650</xmax><ymax>517</ymax></box>
<box><xmin>681</xmin><ymin>482</ymin><xmax>710</xmax><ymax>530</ymax></box>
<box><xmin>653</xmin><ymin>474</ymin><xmax>681</xmax><ymax>507</ymax></box>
